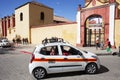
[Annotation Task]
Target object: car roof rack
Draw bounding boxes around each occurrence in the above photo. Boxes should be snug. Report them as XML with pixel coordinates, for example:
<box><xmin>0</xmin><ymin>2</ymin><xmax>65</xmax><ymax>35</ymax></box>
<box><xmin>42</xmin><ymin>37</ymin><xmax>65</xmax><ymax>45</ymax></box>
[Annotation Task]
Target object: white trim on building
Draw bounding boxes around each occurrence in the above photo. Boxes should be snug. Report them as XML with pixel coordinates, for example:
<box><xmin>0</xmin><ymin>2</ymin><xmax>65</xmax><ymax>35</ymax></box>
<box><xmin>109</xmin><ymin>3</ymin><xmax>115</xmax><ymax>45</ymax></box>
<box><xmin>76</xmin><ymin>11</ymin><xmax>81</xmax><ymax>44</ymax></box>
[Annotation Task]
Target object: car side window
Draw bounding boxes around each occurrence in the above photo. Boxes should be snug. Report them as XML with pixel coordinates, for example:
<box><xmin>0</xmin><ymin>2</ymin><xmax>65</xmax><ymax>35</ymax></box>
<box><xmin>40</xmin><ymin>46</ymin><xmax>58</xmax><ymax>55</ymax></box>
<box><xmin>61</xmin><ymin>45</ymin><xmax>79</xmax><ymax>55</ymax></box>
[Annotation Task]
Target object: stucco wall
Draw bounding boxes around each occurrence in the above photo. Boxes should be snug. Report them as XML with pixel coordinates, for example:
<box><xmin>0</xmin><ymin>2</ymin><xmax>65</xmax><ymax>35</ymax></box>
<box><xmin>7</xmin><ymin>28</ymin><xmax>16</xmax><ymax>40</ymax></box>
<box><xmin>15</xmin><ymin>4</ymin><xmax>30</xmax><ymax>40</ymax></box>
<box><xmin>29</xmin><ymin>3</ymin><xmax>53</xmax><ymax>26</ymax></box>
<box><xmin>0</xmin><ymin>20</ymin><xmax>2</xmax><ymax>37</ymax></box>
<box><xmin>115</xmin><ymin>19</ymin><xmax>120</xmax><ymax>48</ymax></box>
<box><xmin>31</xmin><ymin>23</ymin><xmax>77</xmax><ymax>46</ymax></box>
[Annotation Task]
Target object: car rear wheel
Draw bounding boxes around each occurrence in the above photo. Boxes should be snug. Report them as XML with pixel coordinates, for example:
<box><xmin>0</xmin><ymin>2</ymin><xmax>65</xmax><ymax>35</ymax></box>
<box><xmin>33</xmin><ymin>67</ymin><xmax>46</xmax><ymax>79</ymax></box>
<box><xmin>85</xmin><ymin>63</ymin><xmax>98</xmax><ymax>74</ymax></box>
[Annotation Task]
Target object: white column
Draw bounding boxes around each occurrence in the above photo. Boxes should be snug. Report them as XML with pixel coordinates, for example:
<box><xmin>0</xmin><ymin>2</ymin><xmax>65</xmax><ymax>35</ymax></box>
<box><xmin>109</xmin><ymin>3</ymin><xmax>115</xmax><ymax>45</ymax></box>
<box><xmin>76</xmin><ymin>11</ymin><xmax>81</xmax><ymax>44</ymax></box>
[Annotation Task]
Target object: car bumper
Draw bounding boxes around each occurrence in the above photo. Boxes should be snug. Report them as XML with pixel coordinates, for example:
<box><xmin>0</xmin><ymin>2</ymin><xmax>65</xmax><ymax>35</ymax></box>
<box><xmin>29</xmin><ymin>63</ymin><xmax>33</xmax><ymax>74</ymax></box>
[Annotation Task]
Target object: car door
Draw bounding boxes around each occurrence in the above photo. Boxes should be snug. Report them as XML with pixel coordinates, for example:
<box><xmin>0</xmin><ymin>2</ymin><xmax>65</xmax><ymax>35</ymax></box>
<box><xmin>60</xmin><ymin>45</ymin><xmax>85</xmax><ymax>72</ymax></box>
<box><xmin>40</xmin><ymin>45</ymin><xmax>63</xmax><ymax>73</ymax></box>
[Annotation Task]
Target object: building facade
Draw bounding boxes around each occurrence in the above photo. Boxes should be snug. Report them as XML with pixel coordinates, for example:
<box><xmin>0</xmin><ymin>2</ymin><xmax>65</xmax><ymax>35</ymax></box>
<box><xmin>0</xmin><ymin>0</ymin><xmax>120</xmax><ymax>47</ymax></box>
<box><xmin>76</xmin><ymin>0</ymin><xmax>120</xmax><ymax>48</ymax></box>
<box><xmin>0</xmin><ymin>1</ymin><xmax>77</xmax><ymax>45</ymax></box>
<box><xmin>0</xmin><ymin>14</ymin><xmax>15</xmax><ymax>39</ymax></box>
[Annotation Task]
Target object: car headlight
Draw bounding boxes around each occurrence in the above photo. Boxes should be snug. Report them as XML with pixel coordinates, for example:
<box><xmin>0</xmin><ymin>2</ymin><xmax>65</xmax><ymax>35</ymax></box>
<box><xmin>92</xmin><ymin>55</ymin><xmax>98</xmax><ymax>60</ymax></box>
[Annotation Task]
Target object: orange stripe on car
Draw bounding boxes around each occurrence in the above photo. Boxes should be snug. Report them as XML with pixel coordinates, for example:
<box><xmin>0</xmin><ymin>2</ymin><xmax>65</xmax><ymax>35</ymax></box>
<box><xmin>33</xmin><ymin>58</ymin><xmax>96</xmax><ymax>62</ymax></box>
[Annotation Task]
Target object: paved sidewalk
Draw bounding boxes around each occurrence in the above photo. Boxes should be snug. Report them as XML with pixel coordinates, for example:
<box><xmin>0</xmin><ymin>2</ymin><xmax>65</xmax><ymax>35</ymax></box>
<box><xmin>78</xmin><ymin>47</ymin><xmax>119</xmax><ymax>56</ymax></box>
<box><xmin>14</xmin><ymin>44</ymin><xmax>120</xmax><ymax>56</ymax></box>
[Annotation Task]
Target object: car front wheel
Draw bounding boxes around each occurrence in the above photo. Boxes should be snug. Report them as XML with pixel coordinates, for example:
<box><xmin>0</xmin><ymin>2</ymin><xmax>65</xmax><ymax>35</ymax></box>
<box><xmin>85</xmin><ymin>63</ymin><xmax>98</xmax><ymax>74</ymax></box>
<box><xmin>33</xmin><ymin>67</ymin><xmax>46</xmax><ymax>79</ymax></box>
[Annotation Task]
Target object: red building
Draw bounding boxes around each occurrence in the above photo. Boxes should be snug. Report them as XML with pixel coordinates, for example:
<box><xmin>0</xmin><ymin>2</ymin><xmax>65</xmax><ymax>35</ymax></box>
<box><xmin>76</xmin><ymin>0</ymin><xmax>120</xmax><ymax>47</ymax></box>
<box><xmin>0</xmin><ymin>14</ymin><xmax>15</xmax><ymax>38</ymax></box>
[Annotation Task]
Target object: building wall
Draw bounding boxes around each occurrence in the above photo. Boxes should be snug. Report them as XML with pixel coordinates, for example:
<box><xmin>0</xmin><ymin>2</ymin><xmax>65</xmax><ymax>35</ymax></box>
<box><xmin>29</xmin><ymin>3</ymin><xmax>53</xmax><ymax>26</ymax></box>
<box><xmin>115</xmin><ymin>0</ymin><xmax>120</xmax><ymax>48</ymax></box>
<box><xmin>15</xmin><ymin>2</ymin><xmax>54</xmax><ymax>42</ymax></box>
<box><xmin>31</xmin><ymin>23</ymin><xmax>77</xmax><ymax>45</ymax></box>
<box><xmin>6</xmin><ymin>15</ymin><xmax>16</xmax><ymax>40</ymax></box>
<box><xmin>15</xmin><ymin>4</ymin><xmax>30</xmax><ymax>40</ymax></box>
<box><xmin>115</xmin><ymin>19</ymin><xmax>120</xmax><ymax>48</ymax></box>
<box><xmin>116</xmin><ymin>0</ymin><xmax>120</xmax><ymax>18</ymax></box>
<box><xmin>7</xmin><ymin>28</ymin><xmax>16</xmax><ymax>40</ymax></box>
<box><xmin>0</xmin><ymin>19</ymin><xmax>2</xmax><ymax>37</ymax></box>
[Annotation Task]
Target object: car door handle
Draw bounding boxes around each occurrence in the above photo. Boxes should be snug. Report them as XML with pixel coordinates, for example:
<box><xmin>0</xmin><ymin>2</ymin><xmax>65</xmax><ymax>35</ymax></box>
<box><xmin>48</xmin><ymin>59</ymin><xmax>55</xmax><ymax>63</ymax></box>
<box><xmin>41</xmin><ymin>57</ymin><xmax>45</xmax><ymax>60</ymax></box>
<box><xmin>64</xmin><ymin>58</ymin><xmax>68</xmax><ymax>60</ymax></box>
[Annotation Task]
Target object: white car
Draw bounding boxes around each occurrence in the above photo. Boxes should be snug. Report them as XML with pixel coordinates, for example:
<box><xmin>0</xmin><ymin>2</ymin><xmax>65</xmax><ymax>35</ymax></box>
<box><xmin>29</xmin><ymin>38</ymin><xmax>100</xmax><ymax>79</ymax></box>
<box><xmin>0</xmin><ymin>39</ymin><xmax>12</xmax><ymax>48</ymax></box>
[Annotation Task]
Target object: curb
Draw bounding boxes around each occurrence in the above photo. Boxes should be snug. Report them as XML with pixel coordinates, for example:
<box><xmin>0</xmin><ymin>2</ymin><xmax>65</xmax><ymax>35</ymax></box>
<box><xmin>96</xmin><ymin>53</ymin><xmax>112</xmax><ymax>56</ymax></box>
<box><xmin>96</xmin><ymin>52</ymin><xmax>120</xmax><ymax>56</ymax></box>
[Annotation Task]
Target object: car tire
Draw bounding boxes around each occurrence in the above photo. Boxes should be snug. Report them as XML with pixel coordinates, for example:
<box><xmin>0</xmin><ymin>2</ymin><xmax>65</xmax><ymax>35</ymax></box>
<box><xmin>85</xmin><ymin>63</ymin><xmax>98</xmax><ymax>74</ymax></box>
<box><xmin>33</xmin><ymin>67</ymin><xmax>47</xmax><ymax>79</ymax></box>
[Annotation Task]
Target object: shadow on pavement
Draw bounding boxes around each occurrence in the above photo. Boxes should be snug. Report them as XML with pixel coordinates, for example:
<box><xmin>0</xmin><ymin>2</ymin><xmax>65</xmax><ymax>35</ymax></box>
<box><xmin>97</xmin><ymin>65</ymin><xmax>109</xmax><ymax>74</ymax></box>
<box><xmin>0</xmin><ymin>44</ymin><xmax>34</xmax><ymax>55</ymax></box>
<box><xmin>0</xmin><ymin>47</ymin><xmax>16</xmax><ymax>55</ymax></box>
<box><xmin>45</xmin><ymin>65</ymin><xmax>109</xmax><ymax>79</ymax></box>
<box><xmin>46</xmin><ymin>71</ymin><xmax>85</xmax><ymax>79</ymax></box>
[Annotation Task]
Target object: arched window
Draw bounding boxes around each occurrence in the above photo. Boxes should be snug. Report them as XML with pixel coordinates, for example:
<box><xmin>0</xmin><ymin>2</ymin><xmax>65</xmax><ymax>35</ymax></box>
<box><xmin>20</xmin><ymin>13</ymin><xmax>23</xmax><ymax>21</ymax></box>
<box><xmin>40</xmin><ymin>12</ymin><xmax>44</xmax><ymax>20</ymax></box>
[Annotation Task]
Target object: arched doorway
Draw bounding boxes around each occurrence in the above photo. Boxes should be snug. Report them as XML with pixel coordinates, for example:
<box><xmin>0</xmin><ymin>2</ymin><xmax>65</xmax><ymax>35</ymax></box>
<box><xmin>84</xmin><ymin>15</ymin><xmax>104</xmax><ymax>46</ymax></box>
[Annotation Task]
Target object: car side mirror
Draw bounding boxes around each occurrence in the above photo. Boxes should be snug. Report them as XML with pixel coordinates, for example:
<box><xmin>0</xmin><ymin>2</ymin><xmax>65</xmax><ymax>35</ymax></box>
<box><xmin>83</xmin><ymin>50</ymin><xmax>88</xmax><ymax>53</ymax></box>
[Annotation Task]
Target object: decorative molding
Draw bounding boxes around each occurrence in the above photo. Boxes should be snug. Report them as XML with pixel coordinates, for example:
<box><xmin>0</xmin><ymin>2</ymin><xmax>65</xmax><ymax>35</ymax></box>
<box><xmin>82</xmin><ymin>4</ymin><xmax>109</xmax><ymax>12</ymax></box>
<box><xmin>98</xmin><ymin>0</ymin><xmax>109</xmax><ymax>3</ymax></box>
<box><xmin>104</xmin><ymin>23</ymin><xmax>109</xmax><ymax>25</ymax></box>
<box><xmin>92</xmin><ymin>0</ymin><xmax>96</xmax><ymax>6</ymax></box>
<box><xmin>81</xmin><ymin>2</ymin><xmax>117</xmax><ymax>12</ymax></box>
<box><xmin>115</xmin><ymin>18</ymin><xmax>120</xmax><ymax>20</ymax></box>
<box><xmin>84</xmin><ymin>0</ymin><xmax>109</xmax><ymax>8</ymax></box>
<box><xmin>84</xmin><ymin>0</ymin><xmax>92</xmax><ymax>8</ymax></box>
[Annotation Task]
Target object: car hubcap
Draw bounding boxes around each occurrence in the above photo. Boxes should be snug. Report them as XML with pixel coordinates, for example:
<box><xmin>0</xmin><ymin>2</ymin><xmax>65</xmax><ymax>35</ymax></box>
<box><xmin>87</xmin><ymin>64</ymin><xmax>97</xmax><ymax>73</ymax></box>
<box><xmin>34</xmin><ymin>68</ymin><xmax>45</xmax><ymax>79</ymax></box>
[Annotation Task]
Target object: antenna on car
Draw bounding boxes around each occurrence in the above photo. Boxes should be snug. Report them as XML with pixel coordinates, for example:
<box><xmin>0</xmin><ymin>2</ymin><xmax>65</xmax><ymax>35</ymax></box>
<box><xmin>42</xmin><ymin>37</ymin><xmax>65</xmax><ymax>45</ymax></box>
